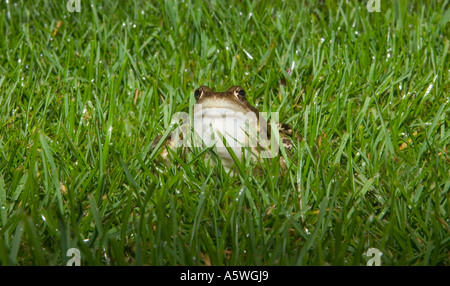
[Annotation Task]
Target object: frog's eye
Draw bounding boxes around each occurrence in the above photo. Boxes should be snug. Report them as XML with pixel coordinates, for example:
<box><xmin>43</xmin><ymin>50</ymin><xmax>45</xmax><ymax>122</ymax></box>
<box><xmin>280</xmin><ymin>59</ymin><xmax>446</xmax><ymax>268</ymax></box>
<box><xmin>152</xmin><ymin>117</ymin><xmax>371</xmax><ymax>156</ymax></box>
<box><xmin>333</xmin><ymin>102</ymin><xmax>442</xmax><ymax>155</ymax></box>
<box><xmin>237</xmin><ymin>89</ymin><xmax>246</xmax><ymax>97</ymax></box>
<box><xmin>194</xmin><ymin>88</ymin><xmax>203</xmax><ymax>100</ymax></box>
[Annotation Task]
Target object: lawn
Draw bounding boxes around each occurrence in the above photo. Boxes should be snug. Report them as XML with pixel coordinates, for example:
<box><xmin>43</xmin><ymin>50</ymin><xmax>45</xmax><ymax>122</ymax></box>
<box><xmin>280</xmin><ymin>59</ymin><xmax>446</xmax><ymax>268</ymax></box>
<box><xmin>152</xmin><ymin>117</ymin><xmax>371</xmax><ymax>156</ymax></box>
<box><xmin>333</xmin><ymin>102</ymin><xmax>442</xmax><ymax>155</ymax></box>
<box><xmin>0</xmin><ymin>0</ymin><xmax>449</xmax><ymax>266</ymax></box>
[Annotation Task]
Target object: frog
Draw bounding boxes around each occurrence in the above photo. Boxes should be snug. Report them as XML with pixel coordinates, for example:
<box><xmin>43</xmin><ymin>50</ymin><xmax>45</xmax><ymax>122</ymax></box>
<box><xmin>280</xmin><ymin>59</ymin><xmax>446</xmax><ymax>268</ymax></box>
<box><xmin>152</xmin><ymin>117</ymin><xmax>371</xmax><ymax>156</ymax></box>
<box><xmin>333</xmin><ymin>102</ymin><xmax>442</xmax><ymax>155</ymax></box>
<box><xmin>153</xmin><ymin>85</ymin><xmax>294</xmax><ymax>172</ymax></box>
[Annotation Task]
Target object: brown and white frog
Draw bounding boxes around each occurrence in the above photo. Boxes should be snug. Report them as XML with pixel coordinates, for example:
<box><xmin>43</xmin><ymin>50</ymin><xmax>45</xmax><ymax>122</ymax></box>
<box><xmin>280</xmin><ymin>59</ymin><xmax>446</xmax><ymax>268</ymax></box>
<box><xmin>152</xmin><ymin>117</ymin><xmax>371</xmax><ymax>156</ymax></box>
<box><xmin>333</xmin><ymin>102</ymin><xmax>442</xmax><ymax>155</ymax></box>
<box><xmin>153</xmin><ymin>86</ymin><xmax>294</xmax><ymax>172</ymax></box>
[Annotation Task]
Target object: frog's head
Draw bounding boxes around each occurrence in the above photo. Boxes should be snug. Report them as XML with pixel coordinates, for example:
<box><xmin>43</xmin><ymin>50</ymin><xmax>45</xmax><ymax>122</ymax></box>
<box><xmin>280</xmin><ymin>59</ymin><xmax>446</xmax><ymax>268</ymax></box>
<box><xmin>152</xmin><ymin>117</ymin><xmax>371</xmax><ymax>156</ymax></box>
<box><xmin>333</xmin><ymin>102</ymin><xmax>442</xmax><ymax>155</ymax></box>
<box><xmin>194</xmin><ymin>86</ymin><xmax>259</xmax><ymax>117</ymax></box>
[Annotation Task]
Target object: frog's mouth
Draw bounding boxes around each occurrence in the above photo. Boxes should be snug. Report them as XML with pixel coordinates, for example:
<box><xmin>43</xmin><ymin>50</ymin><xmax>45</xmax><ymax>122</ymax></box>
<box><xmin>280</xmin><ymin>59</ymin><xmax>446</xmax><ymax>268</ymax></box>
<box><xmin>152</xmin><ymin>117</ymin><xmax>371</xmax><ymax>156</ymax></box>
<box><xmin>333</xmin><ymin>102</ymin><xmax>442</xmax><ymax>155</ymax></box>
<box><xmin>195</xmin><ymin>96</ymin><xmax>253</xmax><ymax>114</ymax></box>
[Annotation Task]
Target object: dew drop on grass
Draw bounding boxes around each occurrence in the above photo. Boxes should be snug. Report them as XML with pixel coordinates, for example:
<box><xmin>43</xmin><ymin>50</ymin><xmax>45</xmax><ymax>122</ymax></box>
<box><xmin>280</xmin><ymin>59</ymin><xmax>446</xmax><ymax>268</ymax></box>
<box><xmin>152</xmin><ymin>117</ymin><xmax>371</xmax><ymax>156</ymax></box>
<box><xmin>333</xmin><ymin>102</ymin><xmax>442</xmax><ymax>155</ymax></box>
<box><xmin>423</xmin><ymin>75</ymin><xmax>437</xmax><ymax>98</ymax></box>
<box><xmin>243</xmin><ymin>49</ymin><xmax>253</xmax><ymax>60</ymax></box>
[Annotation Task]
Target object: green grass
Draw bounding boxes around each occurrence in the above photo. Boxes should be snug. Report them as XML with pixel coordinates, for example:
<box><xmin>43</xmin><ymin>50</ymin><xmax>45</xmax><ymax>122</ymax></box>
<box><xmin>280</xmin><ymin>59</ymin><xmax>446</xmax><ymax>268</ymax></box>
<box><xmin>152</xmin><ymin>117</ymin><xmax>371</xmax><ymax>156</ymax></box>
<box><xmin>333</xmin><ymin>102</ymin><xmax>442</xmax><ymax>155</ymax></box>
<box><xmin>0</xmin><ymin>0</ymin><xmax>449</xmax><ymax>266</ymax></box>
